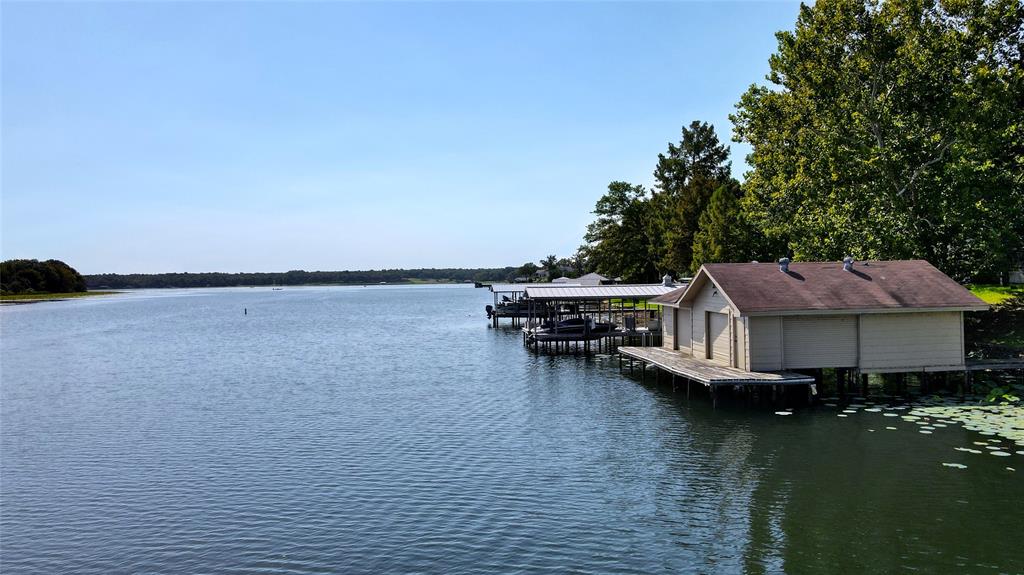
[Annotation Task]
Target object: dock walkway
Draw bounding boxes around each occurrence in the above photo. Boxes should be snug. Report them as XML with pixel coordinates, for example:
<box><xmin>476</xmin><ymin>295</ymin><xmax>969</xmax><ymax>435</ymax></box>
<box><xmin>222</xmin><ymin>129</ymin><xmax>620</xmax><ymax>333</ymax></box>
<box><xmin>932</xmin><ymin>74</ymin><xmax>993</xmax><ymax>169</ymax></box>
<box><xmin>618</xmin><ymin>347</ymin><xmax>815</xmax><ymax>386</ymax></box>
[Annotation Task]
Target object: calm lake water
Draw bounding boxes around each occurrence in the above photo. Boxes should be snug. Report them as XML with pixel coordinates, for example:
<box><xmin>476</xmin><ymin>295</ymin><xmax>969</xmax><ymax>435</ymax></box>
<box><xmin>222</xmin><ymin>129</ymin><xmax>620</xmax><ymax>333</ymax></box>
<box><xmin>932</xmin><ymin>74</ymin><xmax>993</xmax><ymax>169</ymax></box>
<box><xmin>1</xmin><ymin>285</ymin><xmax>1022</xmax><ymax>574</ymax></box>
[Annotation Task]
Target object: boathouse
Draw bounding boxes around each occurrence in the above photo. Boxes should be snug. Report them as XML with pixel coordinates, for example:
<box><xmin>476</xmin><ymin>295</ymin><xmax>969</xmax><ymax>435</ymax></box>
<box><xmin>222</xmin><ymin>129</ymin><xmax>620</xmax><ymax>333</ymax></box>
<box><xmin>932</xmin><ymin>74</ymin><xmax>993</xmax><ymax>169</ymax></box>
<box><xmin>650</xmin><ymin>259</ymin><xmax>988</xmax><ymax>374</ymax></box>
<box><xmin>575</xmin><ymin>272</ymin><xmax>610</xmax><ymax>286</ymax></box>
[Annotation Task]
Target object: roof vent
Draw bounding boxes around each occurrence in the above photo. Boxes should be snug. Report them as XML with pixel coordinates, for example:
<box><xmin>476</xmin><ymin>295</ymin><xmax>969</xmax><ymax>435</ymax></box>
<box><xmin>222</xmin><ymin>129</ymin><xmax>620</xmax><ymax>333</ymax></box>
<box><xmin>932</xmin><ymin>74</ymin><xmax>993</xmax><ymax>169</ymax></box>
<box><xmin>662</xmin><ymin>274</ymin><xmax>674</xmax><ymax>287</ymax></box>
<box><xmin>778</xmin><ymin>257</ymin><xmax>790</xmax><ymax>273</ymax></box>
<box><xmin>843</xmin><ymin>256</ymin><xmax>855</xmax><ymax>272</ymax></box>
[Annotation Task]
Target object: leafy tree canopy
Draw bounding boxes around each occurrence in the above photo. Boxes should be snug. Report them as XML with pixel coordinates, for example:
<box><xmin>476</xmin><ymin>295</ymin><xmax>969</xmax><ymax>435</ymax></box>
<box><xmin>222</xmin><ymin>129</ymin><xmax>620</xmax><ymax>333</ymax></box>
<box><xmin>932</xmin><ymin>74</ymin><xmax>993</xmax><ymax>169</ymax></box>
<box><xmin>732</xmin><ymin>0</ymin><xmax>1024</xmax><ymax>281</ymax></box>
<box><xmin>584</xmin><ymin>181</ymin><xmax>660</xmax><ymax>283</ymax></box>
<box><xmin>1</xmin><ymin>259</ymin><xmax>87</xmax><ymax>294</ymax></box>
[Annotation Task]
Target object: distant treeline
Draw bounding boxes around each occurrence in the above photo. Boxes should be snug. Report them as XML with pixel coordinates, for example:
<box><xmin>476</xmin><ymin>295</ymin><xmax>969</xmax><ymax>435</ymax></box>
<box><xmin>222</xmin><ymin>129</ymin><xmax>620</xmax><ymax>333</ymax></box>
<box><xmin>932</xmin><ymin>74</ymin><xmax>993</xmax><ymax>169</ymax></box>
<box><xmin>1</xmin><ymin>259</ymin><xmax>87</xmax><ymax>295</ymax></box>
<box><xmin>84</xmin><ymin>268</ymin><xmax>516</xmax><ymax>289</ymax></box>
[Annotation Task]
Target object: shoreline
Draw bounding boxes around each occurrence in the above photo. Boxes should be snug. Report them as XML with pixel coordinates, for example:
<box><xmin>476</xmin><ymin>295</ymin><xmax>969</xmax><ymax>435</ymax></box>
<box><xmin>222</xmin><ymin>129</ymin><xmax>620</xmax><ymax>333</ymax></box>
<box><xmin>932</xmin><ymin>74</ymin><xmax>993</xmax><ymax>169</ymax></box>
<box><xmin>0</xmin><ymin>291</ymin><xmax>121</xmax><ymax>304</ymax></box>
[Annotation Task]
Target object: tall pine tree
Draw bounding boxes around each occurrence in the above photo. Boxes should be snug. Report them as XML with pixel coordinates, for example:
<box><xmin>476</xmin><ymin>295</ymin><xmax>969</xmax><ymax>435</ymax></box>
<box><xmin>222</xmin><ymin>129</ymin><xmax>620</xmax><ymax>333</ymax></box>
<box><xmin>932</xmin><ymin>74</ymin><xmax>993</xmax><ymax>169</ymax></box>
<box><xmin>651</xmin><ymin>121</ymin><xmax>734</xmax><ymax>275</ymax></box>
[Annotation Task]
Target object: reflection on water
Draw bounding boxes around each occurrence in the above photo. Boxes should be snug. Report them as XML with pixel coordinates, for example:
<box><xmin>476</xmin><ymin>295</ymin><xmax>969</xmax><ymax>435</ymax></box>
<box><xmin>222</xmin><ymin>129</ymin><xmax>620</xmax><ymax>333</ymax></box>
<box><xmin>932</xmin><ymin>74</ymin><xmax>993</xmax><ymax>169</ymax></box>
<box><xmin>1</xmin><ymin>285</ymin><xmax>1021</xmax><ymax>574</ymax></box>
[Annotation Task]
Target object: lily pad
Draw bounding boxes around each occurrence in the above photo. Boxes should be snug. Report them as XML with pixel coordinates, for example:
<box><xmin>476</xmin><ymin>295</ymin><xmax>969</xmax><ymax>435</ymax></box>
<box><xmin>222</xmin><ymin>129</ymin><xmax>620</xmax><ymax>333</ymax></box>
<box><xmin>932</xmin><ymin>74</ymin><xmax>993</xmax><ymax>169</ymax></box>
<box><xmin>942</xmin><ymin>463</ymin><xmax>967</xmax><ymax>469</ymax></box>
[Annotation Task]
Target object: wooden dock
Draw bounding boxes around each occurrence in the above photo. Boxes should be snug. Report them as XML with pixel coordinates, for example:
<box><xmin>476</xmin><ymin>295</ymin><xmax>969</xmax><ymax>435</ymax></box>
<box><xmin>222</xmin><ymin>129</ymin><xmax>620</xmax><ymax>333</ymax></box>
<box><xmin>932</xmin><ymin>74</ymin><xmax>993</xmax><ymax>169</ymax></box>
<box><xmin>618</xmin><ymin>347</ymin><xmax>815</xmax><ymax>386</ymax></box>
<box><xmin>965</xmin><ymin>358</ymin><xmax>1024</xmax><ymax>371</ymax></box>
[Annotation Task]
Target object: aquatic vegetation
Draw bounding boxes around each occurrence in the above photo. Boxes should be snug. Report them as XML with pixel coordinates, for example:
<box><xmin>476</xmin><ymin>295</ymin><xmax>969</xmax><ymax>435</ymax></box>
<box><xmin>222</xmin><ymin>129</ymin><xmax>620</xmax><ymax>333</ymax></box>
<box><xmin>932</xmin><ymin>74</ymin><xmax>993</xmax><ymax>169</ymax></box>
<box><xmin>907</xmin><ymin>403</ymin><xmax>1024</xmax><ymax>446</ymax></box>
<box><xmin>942</xmin><ymin>463</ymin><xmax>968</xmax><ymax>469</ymax></box>
<box><xmin>823</xmin><ymin>395</ymin><xmax>1024</xmax><ymax>467</ymax></box>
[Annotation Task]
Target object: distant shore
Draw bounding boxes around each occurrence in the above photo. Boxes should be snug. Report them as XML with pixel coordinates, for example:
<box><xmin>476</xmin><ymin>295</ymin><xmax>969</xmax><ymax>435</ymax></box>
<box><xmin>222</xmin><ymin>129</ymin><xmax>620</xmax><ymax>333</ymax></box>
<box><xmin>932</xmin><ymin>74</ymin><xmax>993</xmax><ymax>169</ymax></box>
<box><xmin>0</xmin><ymin>291</ymin><xmax>120</xmax><ymax>304</ymax></box>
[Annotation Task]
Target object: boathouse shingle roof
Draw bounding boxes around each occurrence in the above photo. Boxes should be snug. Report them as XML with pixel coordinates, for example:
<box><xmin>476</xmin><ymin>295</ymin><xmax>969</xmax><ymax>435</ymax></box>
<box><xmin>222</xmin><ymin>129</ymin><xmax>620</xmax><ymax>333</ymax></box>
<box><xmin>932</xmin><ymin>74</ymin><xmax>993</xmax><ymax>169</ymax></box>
<box><xmin>677</xmin><ymin>260</ymin><xmax>987</xmax><ymax>315</ymax></box>
<box><xmin>649</xmin><ymin>286</ymin><xmax>688</xmax><ymax>305</ymax></box>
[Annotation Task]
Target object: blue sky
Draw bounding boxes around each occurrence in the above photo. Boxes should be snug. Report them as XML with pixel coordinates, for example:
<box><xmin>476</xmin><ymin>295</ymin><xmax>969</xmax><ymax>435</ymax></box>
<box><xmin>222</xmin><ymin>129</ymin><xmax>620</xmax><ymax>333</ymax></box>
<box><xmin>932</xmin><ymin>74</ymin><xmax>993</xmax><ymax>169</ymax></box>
<box><xmin>2</xmin><ymin>1</ymin><xmax>800</xmax><ymax>274</ymax></box>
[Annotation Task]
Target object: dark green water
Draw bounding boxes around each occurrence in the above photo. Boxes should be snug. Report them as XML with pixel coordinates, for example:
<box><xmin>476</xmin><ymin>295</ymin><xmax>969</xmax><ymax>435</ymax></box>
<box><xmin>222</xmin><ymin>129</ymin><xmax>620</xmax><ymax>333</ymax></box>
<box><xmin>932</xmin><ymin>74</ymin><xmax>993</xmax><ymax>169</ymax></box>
<box><xmin>1</xmin><ymin>285</ymin><xmax>1021</xmax><ymax>573</ymax></box>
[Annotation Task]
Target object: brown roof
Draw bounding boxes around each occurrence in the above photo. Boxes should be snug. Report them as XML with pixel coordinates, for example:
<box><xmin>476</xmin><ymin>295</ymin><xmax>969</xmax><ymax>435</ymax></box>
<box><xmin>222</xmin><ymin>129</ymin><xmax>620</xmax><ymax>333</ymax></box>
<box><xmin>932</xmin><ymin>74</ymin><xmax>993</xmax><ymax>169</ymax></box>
<box><xmin>649</xmin><ymin>286</ymin><xmax>688</xmax><ymax>305</ymax></box>
<box><xmin>684</xmin><ymin>260</ymin><xmax>986</xmax><ymax>315</ymax></box>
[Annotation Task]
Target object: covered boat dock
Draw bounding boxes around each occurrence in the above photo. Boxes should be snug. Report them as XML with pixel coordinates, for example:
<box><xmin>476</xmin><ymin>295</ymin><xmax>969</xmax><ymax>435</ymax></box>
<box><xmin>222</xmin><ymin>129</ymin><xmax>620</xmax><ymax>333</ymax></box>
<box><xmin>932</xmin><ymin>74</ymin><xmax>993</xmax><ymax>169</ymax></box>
<box><xmin>486</xmin><ymin>283</ymin><xmax>578</xmax><ymax>327</ymax></box>
<box><xmin>521</xmin><ymin>283</ymin><xmax>684</xmax><ymax>353</ymax></box>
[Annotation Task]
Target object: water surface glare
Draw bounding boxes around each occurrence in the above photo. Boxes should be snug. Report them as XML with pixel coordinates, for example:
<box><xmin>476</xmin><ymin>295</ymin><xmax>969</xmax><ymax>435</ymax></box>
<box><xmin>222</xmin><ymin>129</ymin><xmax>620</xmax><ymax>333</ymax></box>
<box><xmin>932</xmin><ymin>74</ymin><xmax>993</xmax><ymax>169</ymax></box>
<box><xmin>2</xmin><ymin>285</ymin><xmax>1022</xmax><ymax>573</ymax></box>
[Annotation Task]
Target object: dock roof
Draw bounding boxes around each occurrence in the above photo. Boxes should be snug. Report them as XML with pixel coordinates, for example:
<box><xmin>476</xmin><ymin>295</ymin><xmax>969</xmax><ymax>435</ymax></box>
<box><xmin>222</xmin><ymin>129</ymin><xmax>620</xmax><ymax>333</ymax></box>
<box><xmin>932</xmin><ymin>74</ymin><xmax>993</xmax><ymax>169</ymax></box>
<box><xmin>488</xmin><ymin>283</ymin><xmax>579</xmax><ymax>293</ymax></box>
<box><xmin>523</xmin><ymin>284</ymin><xmax>681</xmax><ymax>301</ymax></box>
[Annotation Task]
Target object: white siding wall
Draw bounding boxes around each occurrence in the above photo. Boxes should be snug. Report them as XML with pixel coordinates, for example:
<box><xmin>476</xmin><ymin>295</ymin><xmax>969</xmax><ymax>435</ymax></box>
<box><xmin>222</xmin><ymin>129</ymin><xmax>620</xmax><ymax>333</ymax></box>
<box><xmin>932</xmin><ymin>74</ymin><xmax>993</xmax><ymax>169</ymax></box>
<box><xmin>782</xmin><ymin>315</ymin><xmax>859</xmax><ymax>369</ymax></box>
<box><xmin>860</xmin><ymin>311</ymin><xmax>965</xmax><ymax>372</ymax></box>
<box><xmin>734</xmin><ymin>317</ymin><xmax>747</xmax><ymax>370</ymax></box>
<box><xmin>748</xmin><ymin>316</ymin><xmax>783</xmax><ymax>371</ymax></box>
<box><xmin>663</xmin><ymin>308</ymin><xmax>675</xmax><ymax>350</ymax></box>
<box><xmin>690</xmin><ymin>282</ymin><xmax>732</xmax><ymax>361</ymax></box>
<box><xmin>676</xmin><ymin>308</ymin><xmax>692</xmax><ymax>353</ymax></box>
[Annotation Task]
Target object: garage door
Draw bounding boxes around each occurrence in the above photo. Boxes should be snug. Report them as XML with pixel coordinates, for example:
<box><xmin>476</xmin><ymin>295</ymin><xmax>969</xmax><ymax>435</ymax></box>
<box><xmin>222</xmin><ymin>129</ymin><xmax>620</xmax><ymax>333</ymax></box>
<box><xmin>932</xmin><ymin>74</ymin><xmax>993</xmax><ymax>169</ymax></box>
<box><xmin>782</xmin><ymin>315</ymin><xmax>857</xmax><ymax>369</ymax></box>
<box><xmin>707</xmin><ymin>312</ymin><xmax>730</xmax><ymax>364</ymax></box>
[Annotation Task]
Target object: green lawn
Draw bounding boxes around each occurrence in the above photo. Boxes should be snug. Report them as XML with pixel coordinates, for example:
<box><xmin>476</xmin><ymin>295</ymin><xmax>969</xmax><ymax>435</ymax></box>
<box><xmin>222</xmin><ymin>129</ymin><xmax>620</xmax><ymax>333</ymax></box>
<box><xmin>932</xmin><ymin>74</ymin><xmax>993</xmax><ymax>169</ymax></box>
<box><xmin>0</xmin><ymin>291</ymin><xmax>119</xmax><ymax>302</ymax></box>
<box><xmin>968</xmin><ymin>284</ymin><xmax>1024</xmax><ymax>305</ymax></box>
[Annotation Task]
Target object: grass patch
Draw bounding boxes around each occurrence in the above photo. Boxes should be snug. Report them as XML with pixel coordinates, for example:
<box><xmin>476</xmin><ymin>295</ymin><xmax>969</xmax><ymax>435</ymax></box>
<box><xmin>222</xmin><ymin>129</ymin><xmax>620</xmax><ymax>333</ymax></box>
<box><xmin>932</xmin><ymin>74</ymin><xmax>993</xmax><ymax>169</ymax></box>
<box><xmin>0</xmin><ymin>291</ymin><xmax>119</xmax><ymax>302</ymax></box>
<box><xmin>965</xmin><ymin>288</ymin><xmax>1024</xmax><ymax>358</ymax></box>
<box><xmin>969</xmin><ymin>284</ymin><xmax>1024</xmax><ymax>305</ymax></box>
<box><xmin>609</xmin><ymin>298</ymin><xmax>659</xmax><ymax>310</ymax></box>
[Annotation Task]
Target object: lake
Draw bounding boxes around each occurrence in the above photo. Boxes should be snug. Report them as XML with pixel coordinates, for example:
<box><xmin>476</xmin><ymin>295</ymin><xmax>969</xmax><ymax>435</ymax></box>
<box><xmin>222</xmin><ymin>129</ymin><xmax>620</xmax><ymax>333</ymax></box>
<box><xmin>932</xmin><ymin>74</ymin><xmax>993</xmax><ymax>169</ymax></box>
<box><xmin>1</xmin><ymin>285</ymin><xmax>1022</xmax><ymax>574</ymax></box>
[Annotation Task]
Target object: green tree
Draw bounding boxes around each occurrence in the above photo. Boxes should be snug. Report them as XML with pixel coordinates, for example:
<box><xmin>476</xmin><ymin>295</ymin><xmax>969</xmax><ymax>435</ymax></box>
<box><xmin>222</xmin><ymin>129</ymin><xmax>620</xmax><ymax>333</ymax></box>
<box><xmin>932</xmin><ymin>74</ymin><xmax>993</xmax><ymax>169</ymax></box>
<box><xmin>732</xmin><ymin>0</ymin><xmax>1024</xmax><ymax>280</ymax></box>
<box><xmin>539</xmin><ymin>254</ymin><xmax>559</xmax><ymax>281</ymax></box>
<box><xmin>584</xmin><ymin>181</ymin><xmax>659</xmax><ymax>283</ymax></box>
<box><xmin>692</xmin><ymin>181</ymin><xmax>749</xmax><ymax>270</ymax></box>
<box><xmin>651</xmin><ymin>121</ymin><xmax>734</xmax><ymax>275</ymax></box>
<box><xmin>0</xmin><ymin>259</ymin><xmax>87</xmax><ymax>294</ymax></box>
<box><xmin>514</xmin><ymin>262</ymin><xmax>539</xmax><ymax>281</ymax></box>
<box><xmin>570</xmin><ymin>245</ymin><xmax>592</xmax><ymax>277</ymax></box>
